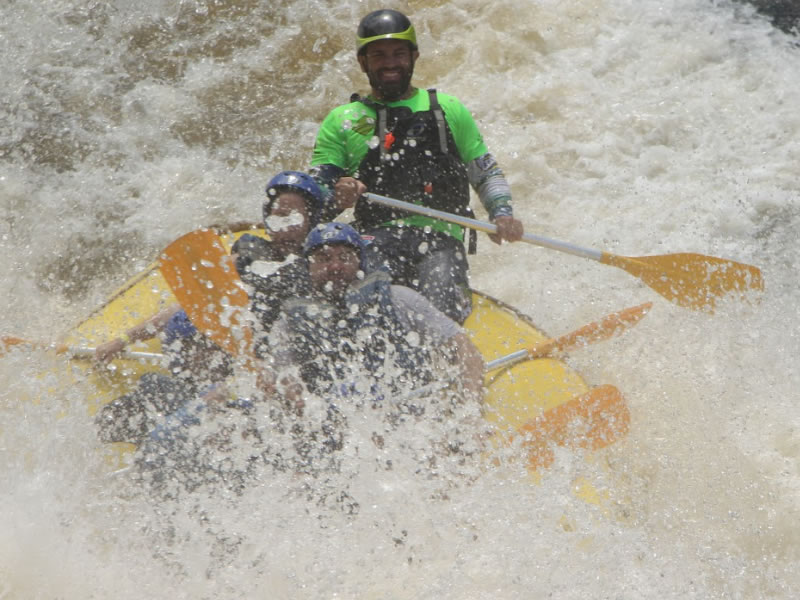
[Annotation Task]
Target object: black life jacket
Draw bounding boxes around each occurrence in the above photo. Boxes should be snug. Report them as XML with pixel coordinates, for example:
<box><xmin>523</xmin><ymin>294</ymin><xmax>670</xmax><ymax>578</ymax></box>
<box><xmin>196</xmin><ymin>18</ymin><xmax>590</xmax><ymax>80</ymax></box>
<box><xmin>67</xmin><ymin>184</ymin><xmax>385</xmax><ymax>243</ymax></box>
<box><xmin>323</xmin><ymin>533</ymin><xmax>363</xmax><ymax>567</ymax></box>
<box><xmin>232</xmin><ymin>234</ymin><xmax>312</xmax><ymax>342</ymax></box>
<box><xmin>282</xmin><ymin>272</ymin><xmax>434</xmax><ymax>401</ymax></box>
<box><xmin>352</xmin><ymin>89</ymin><xmax>471</xmax><ymax>231</ymax></box>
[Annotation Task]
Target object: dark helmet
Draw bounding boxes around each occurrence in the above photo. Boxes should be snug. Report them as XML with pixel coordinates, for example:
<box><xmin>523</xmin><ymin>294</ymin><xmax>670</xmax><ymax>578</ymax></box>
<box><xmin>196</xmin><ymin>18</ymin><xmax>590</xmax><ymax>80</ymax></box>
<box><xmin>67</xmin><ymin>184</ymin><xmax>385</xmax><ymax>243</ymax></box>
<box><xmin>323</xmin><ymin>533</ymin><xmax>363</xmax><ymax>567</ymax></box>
<box><xmin>162</xmin><ymin>309</ymin><xmax>233</xmax><ymax>381</ymax></box>
<box><xmin>303</xmin><ymin>222</ymin><xmax>367</xmax><ymax>271</ymax></box>
<box><xmin>356</xmin><ymin>9</ymin><xmax>417</xmax><ymax>55</ymax></box>
<box><xmin>163</xmin><ymin>309</ymin><xmax>199</xmax><ymax>346</ymax></box>
<box><xmin>264</xmin><ymin>171</ymin><xmax>325</xmax><ymax>228</ymax></box>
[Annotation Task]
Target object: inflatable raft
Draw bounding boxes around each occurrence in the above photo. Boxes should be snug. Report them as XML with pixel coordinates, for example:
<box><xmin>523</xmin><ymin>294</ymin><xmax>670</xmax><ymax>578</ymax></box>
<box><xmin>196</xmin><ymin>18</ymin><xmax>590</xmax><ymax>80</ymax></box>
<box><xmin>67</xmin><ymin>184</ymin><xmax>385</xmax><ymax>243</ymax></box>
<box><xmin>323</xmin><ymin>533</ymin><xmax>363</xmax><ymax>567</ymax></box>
<box><xmin>52</xmin><ymin>228</ymin><xmax>631</xmax><ymax>486</ymax></box>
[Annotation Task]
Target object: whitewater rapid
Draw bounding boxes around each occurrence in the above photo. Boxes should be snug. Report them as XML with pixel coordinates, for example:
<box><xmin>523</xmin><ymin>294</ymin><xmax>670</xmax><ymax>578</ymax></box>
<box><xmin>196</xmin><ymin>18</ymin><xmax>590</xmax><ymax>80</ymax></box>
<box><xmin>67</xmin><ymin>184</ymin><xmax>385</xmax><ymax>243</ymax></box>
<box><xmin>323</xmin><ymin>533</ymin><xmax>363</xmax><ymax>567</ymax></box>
<box><xmin>2</xmin><ymin>0</ymin><xmax>799</xmax><ymax>598</ymax></box>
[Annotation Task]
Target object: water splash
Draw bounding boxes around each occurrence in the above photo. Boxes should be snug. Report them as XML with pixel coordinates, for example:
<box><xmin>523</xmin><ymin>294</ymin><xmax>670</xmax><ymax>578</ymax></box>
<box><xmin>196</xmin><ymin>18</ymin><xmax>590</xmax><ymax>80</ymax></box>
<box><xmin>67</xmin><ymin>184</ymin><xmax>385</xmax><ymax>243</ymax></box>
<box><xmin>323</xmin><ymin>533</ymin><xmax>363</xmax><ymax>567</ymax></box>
<box><xmin>2</xmin><ymin>0</ymin><xmax>800</xmax><ymax>597</ymax></box>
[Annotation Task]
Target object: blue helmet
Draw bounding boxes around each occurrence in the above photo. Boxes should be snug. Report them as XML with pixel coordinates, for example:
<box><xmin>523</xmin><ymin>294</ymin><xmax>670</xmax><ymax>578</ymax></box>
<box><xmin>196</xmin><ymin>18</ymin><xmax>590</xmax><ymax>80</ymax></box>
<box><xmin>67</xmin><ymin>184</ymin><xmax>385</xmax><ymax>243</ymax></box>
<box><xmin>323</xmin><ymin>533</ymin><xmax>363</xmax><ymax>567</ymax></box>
<box><xmin>162</xmin><ymin>309</ymin><xmax>233</xmax><ymax>381</ymax></box>
<box><xmin>303</xmin><ymin>222</ymin><xmax>367</xmax><ymax>271</ymax></box>
<box><xmin>163</xmin><ymin>309</ymin><xmax>198</xmax><ymax>346</ymax></box>
<box><xmin>264</xmin><ymin>171</ymin><xmax>325</xmax><ymax>229</ymax></box>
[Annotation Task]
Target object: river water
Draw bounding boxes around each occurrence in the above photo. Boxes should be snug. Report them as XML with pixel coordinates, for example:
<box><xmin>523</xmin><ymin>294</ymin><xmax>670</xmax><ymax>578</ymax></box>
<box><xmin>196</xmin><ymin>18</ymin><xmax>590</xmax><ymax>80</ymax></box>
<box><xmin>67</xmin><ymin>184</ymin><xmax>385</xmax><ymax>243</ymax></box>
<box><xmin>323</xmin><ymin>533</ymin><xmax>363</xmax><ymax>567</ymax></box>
<box><xmin>2</xmin><ymin>0</ymin><xmax>799</xmax><ymax>598</ymax></box>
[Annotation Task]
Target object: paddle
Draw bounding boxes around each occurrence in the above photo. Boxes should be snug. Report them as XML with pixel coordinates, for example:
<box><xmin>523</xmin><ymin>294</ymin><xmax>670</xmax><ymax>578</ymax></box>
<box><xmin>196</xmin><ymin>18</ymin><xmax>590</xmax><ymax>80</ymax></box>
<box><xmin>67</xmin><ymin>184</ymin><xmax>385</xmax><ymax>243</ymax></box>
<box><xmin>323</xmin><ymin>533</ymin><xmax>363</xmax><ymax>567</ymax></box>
<box><xmin>0</xmin><ymin>336</ymin><xmax>164</xmax><ymax>361</ymax></box>
<box><xmin>364</xmin><ymin>192</ymin><xmax>764</xmax><ymax>312</ymax></box>
<box><xmin>484</xmin><ymin>301</ymin><xmax>652</xmax><ymax>374</ymax></box>
<box><xmin>5</xmin><ymin>231</ymin><xmax>253</xmax><ymax>364</ymax></box>
<box><xmin>401</xmin><ymin>302</ymin><xmax>651</xmax><ymax>400</ymax></box>
<box><xmin>512</xmin><ymin>384</ymin><xmax>630</xmax><ymax>470</ymax></box>
<box><xmin>159</xmin><ymin>229</ymin><xmax>253</xmax><ymax>357</ymax></box>
<box><xmin>407</xmin><ymin>380</ymin><xmax>631</xmax><ymax>470</ymax></box>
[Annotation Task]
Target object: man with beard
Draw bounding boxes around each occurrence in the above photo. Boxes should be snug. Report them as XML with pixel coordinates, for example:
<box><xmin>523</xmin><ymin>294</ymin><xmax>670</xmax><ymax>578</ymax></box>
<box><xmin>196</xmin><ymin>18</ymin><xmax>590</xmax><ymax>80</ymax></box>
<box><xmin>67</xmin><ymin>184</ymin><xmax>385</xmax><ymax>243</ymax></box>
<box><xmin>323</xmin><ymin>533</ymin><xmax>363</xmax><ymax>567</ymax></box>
<box><xmin>268</xmin><ymin>222</ymin><xmax>485</xmax><ymax>408</ymax></box>
<box><xmin>310</xmin><ymin>9</ymin><xmax>524</xmax><ymax>324</ymax></box>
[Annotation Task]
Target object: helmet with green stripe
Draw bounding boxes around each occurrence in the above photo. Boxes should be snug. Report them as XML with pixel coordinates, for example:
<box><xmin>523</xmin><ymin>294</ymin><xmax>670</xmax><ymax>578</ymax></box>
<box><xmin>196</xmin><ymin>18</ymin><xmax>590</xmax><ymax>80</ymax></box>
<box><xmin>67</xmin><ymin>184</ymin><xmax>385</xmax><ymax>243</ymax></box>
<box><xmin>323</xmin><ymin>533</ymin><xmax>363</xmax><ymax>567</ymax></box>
<box><xmin>356</xmin><ymin>9</ymin><xmax>417</xmax><ymax>55</ymax></box>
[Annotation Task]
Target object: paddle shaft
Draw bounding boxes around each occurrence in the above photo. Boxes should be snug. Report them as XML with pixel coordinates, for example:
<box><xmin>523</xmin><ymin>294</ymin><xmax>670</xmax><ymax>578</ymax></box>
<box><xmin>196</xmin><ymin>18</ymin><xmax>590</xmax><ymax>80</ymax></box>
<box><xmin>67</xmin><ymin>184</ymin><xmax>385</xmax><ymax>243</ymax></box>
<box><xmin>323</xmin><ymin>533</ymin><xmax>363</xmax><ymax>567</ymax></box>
<box><xmin>404</xmin><ymin>302</ymin><xmax>651</xmax><ymax>398</ymax></box>
<box><xmin>67</xmin><ymin>348</ymin><xmax>165</xmax><ymax>361</ymax></box>
<box><xmin>365</xmin><ymin>193</ymin><xmax>603</xmax><ymax>261</ymax></box>
<box><xmin>485</xmin><ymin>302</ymin><xmax>652</xmax><ymax>372</ymax></box>
<box><xmin>1</xmin><ymin>337</ymin><xmax>164</xmax><ymax>362</ymax></box>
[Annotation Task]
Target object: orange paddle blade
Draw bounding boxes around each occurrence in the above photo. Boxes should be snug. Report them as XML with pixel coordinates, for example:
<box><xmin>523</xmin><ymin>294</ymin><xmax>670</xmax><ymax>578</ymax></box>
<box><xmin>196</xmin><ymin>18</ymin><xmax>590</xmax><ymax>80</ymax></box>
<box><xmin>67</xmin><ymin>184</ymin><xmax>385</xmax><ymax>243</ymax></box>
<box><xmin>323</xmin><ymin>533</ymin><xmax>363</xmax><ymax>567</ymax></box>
<box><xmin>601</xmin><ymin>252</ymin><xmax>763</xmax><ymax>312</ymax></box>
<box><xmin>2</xmin><ymin>336</ymin><xmax>33</xmax><ymax>352</ymax></box>
<box><xmin>512</xmin><ymin>384</ymin><xmax>630</xmax><ymax>471</ymax></box>
<box><xmin>485</xmin><ymin>302</ymin><xmax>652</xmax><ymax>375</ymax></box>
<box><xmin>159</xmin><ymin>229</ymin><xmax>252</xmax><ymax>357</ymax></box>
<box><xmin>1</xmin><ymin>336</ymin><xmax>68</xmax><ymax>355</ymax></box>
<box><xmin>528</xmin><ymin>301</ymin><xmax>652</xmax><ymax>359</ymax></box>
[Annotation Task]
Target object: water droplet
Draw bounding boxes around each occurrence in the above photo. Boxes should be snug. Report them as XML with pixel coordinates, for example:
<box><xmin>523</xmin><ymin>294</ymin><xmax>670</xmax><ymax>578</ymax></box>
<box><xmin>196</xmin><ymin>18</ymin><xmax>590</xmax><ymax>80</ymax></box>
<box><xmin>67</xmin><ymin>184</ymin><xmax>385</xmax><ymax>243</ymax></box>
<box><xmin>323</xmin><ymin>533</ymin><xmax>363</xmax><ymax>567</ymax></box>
<box><xmin>312</xmin><ymin>36</ymin><xmax>327</xmax><ymax>53</ymax></box>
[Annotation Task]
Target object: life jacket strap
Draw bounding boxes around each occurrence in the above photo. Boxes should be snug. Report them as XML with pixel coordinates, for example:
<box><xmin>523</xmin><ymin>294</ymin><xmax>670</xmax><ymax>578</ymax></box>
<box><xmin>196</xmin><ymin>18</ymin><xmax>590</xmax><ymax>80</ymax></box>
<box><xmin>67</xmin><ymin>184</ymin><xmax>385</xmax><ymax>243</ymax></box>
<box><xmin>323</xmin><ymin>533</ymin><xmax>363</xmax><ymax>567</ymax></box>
<box><xmin>427</xmin><ymin>89</ymin><xmax>449</xmax><ymax>154</ymax></box>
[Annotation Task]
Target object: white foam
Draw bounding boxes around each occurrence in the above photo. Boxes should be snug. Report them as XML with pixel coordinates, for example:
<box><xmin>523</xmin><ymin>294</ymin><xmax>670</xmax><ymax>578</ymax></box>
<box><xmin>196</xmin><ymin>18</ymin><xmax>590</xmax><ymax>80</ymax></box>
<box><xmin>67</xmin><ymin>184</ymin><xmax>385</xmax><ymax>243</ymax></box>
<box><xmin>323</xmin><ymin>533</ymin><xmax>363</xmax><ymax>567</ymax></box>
<box><xmin>2</xmin><ymin>0</ymin><xmax>799</xmax><ymax>597</ymax></box>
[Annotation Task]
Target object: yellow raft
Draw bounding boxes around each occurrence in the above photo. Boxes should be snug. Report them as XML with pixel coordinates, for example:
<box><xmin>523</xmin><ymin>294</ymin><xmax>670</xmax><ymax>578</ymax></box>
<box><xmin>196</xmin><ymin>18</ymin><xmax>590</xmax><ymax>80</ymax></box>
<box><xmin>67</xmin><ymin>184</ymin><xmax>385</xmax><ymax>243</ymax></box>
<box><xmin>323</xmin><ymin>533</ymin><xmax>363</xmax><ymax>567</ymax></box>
<box><xmin>58</xmin><ymin>228</ymin><xmax>631</xmax><ymax>481</ymax></box>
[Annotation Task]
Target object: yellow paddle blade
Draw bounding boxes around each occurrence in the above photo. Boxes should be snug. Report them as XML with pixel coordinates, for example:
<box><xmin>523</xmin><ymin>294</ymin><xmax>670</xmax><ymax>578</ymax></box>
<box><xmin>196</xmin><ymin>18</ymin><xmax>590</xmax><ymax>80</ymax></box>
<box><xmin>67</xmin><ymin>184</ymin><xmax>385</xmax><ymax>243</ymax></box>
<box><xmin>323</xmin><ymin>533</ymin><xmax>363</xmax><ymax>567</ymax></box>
<box><xmin>159</xmin><ymin>229</ymin><xmax>252</xmax><ymax>357</ymax></box>
<box><xmin>601</xmin><ymin>252</ymin><xmax>763</xmax><ymax>311</ymax></box>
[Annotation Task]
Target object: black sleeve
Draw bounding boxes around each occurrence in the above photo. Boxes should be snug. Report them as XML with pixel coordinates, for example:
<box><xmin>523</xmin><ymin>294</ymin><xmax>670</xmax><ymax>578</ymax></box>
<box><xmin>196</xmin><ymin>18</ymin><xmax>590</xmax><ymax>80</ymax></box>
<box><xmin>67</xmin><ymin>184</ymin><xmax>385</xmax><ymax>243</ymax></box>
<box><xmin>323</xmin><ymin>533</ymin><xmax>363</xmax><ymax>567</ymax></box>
<box><xmin>309</xmin><ymin>164</ymin><xmax>346</xmax><ymax>222</ymax></box>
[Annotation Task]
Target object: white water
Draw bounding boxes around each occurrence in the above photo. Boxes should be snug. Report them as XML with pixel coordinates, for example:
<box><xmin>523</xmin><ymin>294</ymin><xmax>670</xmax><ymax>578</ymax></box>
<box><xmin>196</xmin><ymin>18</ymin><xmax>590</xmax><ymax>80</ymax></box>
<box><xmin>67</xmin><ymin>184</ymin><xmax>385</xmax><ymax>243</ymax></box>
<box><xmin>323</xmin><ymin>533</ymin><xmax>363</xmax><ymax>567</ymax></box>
<box><xmin>2</xmin><ymin>0</ymin><xmax>799</xmax><ymax>597</ymax></box>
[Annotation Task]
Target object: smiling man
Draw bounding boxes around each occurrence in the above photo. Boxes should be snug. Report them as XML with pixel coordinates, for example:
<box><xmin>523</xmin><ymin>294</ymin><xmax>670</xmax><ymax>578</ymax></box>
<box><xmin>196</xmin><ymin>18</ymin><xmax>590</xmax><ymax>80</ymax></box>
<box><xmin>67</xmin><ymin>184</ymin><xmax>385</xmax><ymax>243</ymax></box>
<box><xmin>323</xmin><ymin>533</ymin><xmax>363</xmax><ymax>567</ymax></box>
<box><xmin>267</xmin><ymin>222</ymin><xmax>485</xmax><ymax>405</ymax></box>
<box><xmin>310</xmin><ymin>9</ymin><xmax>524</xmax><ymax>325</ymax></box>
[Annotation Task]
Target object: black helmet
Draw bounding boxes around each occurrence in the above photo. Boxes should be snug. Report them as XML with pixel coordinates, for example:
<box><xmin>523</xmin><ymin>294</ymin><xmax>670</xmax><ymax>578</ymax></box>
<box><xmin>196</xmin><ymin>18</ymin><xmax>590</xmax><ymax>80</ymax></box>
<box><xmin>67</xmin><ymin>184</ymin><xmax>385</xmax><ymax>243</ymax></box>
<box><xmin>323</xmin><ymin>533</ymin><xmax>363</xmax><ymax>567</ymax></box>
<box><xmin>356</xmin><ymin>9</ymin><xmax>417</xmax><ymax>55</ymax></box>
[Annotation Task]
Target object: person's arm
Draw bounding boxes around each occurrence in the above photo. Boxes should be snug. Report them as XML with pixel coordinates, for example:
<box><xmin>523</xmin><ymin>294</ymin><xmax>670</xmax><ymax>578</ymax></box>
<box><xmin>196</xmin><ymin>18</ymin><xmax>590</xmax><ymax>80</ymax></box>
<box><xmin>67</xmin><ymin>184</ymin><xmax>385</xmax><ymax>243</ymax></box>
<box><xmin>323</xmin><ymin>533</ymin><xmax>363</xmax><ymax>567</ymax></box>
<box><xmin>442</xmin><ymin>331</ymin><xmax>486</xmax><ymax>404</ymax></box>
<box><xmin>466</xmin><ymin>154</ymin><xmax>524</xmax><ymax>243</ymax></box>
<box><xmin>309</xmin><ymin>164</ymin><xmax>346</xmax><ymax>218</ymax></box>
<box><xmin>391</xmin><ymin>285</ymin><xmax>486</xmax><ymax>404</ymax></box>
<box><xmin>440</xmin><ymin>93</ymin><xmax>524</xmax><ymax>243</ymax></box>
<box><xmin>255</xmin><ymin>316</ymin><xmax>306</xmax><ymax>415</ymax></box>
<box><xmin>310</xmin><ymin>102</ymin><xmax>374</xmax><ymax>215</ymax></box>
<box><xmin>95</xmin><ymin>304</ymin><xmax>182</xmax><ymax>363</ymax></box>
